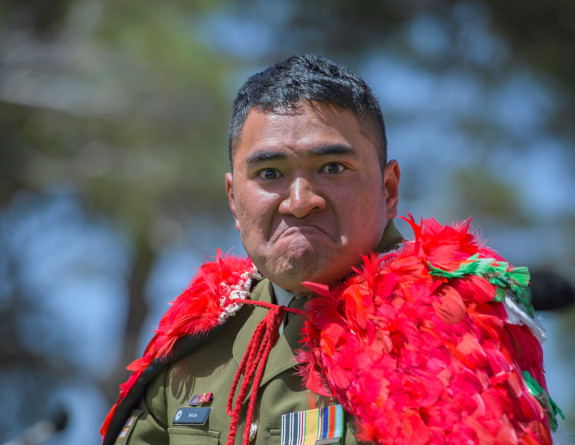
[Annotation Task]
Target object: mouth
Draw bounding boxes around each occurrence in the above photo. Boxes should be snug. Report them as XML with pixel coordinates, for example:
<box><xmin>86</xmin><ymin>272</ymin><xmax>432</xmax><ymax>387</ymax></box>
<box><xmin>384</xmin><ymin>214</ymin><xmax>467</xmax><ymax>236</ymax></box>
<box><xmin>278</xmin><ymin>224</ymin><xmax>330</xmax><ymax>240</ymax></box>
<box><xmin>270</xmin><ymin>217</ymin><xmax>336</xmax><ymax>244</ymax></box>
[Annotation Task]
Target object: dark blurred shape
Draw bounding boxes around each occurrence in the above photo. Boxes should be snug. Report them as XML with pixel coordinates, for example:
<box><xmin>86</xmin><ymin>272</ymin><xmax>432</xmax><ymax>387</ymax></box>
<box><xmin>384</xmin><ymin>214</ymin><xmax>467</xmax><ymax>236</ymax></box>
<box><xmin>2</xmin><ymin>0</ymin><xmax>72</xmax><ymax>38</ymax></box>
<box><xmin>51</xmin><ymin>408</ymin><xmax>68</xmax><ymax>432</ymax></box>
<box><xmin>2</xmin><ymin>407</ymin><xmax>68</xmax><ymax>445</ymax></box>
<box><xmin>531</xmin><ymin>271</ymin><xmax>575</xmax><ymax>311</ymax></box>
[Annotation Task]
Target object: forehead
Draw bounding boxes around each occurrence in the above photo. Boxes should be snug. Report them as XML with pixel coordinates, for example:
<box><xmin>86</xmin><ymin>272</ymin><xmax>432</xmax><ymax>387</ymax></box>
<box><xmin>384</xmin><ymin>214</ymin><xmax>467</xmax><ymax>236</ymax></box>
<box><xmin>232</xmin><ymin>102</ymin><xmax>379</xmax><ymax>165</ymax></box>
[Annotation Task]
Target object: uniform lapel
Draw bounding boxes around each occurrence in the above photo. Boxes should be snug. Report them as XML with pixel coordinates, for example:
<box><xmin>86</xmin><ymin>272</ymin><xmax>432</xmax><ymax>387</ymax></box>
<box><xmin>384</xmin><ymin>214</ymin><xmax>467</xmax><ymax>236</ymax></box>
<box><xmin>232</xmin><ymin>279</ymin><xmax>306</xmax><ymax>392</ymax></box>
<box><xmin>259</xmin><ymin>296</ymin><xmax>306</xmax><ymax>387</ymax></box>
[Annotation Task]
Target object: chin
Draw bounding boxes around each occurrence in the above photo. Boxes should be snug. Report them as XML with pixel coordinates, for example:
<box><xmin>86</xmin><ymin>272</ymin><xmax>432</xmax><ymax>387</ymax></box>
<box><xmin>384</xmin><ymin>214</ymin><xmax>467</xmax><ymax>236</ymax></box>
<box><xmin>256</xmin><ymin>247</ymin><xmax>350</xmax><ymax>289</ymax></box>
<box><xmin>260</xmin><ymin>260</ymin><xmax>318</xmax><ymax>291</ymax></box>
<box><xmin>274</xmin><ymin>266</ymin><xmax>318</xmax><ymax>289</ymax></box>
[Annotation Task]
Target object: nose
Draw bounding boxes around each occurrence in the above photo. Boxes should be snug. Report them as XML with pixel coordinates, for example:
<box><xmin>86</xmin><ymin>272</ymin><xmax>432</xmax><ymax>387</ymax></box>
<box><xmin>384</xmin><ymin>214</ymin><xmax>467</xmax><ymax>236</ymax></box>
<box><xmin>279</xmin><ymin>177</ymin><xmax>326</xmax><ymax>218</ymax></box>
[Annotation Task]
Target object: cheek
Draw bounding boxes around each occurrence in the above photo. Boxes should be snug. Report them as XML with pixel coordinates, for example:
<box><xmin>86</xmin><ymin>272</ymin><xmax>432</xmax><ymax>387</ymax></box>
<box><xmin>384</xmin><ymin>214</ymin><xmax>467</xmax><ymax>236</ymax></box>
<box><xmin>341</xmin><ymin>187</ymin><xmax>387</xmax><ymax>236</ymax></box>
<box><xmin>234</xmin><ymin>184</ymin><xmax>258</xmax><ymax>215</ymax></box>
<box><xmin>341</xmin><ymin>179</ymin><xmax>385</xmax><ymax>210</ymax></box>
<box><xmin>234</xmin><ymin>194</ymin><xmax>272</xmax><ymax>236</ymax></box>
<box><xmin>235</xmin><ymin>198</ymin><xmax>250</xmax><ymax>218</ymax></box>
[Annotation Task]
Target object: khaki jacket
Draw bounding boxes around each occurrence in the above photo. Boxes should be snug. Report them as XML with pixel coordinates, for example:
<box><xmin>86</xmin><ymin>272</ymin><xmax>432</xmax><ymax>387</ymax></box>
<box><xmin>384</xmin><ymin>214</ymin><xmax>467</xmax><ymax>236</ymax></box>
<box><xmin>113</xmin><ymin>221</ymin><xmax>403</xmax><ymax>445</ymax></box>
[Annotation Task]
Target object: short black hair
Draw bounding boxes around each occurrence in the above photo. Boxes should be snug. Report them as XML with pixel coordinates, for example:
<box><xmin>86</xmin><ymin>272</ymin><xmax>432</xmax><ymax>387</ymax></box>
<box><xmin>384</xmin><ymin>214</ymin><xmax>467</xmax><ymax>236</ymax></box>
<box><xmin>228</xmin><ymin>54</ymin><xmax>387</xmax><ymax>169</ymax></box>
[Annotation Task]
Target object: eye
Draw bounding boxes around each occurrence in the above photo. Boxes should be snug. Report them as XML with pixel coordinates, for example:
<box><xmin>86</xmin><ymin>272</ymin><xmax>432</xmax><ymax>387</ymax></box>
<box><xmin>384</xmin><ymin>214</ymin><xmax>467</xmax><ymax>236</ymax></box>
<box><xmin>257</xmin><ymin>168</ymin><xmax>282</xmax><ymax>180</ymax></box>
<box><xmin>320</xmin><ymin>162</ymin><xmax>345</xmax><ymax>174</ymax></box>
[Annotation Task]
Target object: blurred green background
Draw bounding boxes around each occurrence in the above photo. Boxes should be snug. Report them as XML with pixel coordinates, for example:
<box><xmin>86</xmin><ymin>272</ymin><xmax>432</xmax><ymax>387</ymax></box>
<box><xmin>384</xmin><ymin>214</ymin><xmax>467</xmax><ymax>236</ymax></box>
<box><xmin>1</xmin><ymin>0</ymin><xmax>574</xmax><ymax>443</ymax></box>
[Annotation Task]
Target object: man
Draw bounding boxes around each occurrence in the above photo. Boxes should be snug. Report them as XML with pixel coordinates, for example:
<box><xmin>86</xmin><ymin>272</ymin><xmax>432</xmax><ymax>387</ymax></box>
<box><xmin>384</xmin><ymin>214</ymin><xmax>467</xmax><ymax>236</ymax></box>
<box><xmin>102</xmin><ymin>55</ymin><xmax>557</xmax><ymax>444</ymax></box>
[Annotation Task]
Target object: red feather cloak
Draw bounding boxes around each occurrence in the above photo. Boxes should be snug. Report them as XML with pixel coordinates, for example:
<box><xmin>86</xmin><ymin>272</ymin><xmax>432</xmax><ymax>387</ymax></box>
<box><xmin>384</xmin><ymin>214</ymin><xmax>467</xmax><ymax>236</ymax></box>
<box><xmin>101</xmin><ymin>216</ymin><xmax>561</xmax><ymax>444</ymax></box>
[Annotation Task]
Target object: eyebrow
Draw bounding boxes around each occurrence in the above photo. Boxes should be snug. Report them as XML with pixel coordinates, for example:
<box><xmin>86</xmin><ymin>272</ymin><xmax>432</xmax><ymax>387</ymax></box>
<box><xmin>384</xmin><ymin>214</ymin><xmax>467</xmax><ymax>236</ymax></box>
<box><xmin>245</xmin><ymin>144</ymin><xmax>357</xmax><ymax>165</ymax></box>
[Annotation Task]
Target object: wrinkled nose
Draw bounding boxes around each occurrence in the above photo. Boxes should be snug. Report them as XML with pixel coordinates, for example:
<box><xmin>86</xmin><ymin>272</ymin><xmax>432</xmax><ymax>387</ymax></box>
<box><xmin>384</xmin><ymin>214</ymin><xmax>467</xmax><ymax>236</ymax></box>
<box><xmin>279</xmin><ymin>177</ymin><xmax>326</xmax><ymax>218</ymax></box>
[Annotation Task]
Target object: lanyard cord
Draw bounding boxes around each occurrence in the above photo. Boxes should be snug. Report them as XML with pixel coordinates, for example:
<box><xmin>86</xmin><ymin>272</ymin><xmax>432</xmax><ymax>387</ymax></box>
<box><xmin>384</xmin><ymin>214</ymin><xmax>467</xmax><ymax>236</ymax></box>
<box><xmin>225</xmin><ymin>299</ymin><xmax>307</xmax><ymax>445</ymax></box>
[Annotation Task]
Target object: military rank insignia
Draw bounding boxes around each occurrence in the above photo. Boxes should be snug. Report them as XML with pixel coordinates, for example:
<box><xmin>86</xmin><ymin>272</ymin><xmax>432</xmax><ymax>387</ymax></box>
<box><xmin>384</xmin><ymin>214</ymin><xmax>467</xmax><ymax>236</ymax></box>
<box><xmin>281</xmin><ymin>404</ymin><xmax>344</xmax><ymax>445</ymax></box>
<box><xmin>114</xmin><ymin>409</ymin><xmax>143</xmax><ymax>444</ymax></box>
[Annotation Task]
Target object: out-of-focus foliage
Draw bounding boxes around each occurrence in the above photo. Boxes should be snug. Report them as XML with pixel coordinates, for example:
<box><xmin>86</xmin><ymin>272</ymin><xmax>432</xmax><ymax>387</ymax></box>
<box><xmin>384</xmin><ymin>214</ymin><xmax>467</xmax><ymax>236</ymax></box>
<box><xmin>1</xmin><ymin>1</ymin><xmax>245</xmax><ymax>439</ymax></box>
<box><xmin>1</xmin><ymin>0</ymin><xmax>573</xmax><ymax>442</ymax></box>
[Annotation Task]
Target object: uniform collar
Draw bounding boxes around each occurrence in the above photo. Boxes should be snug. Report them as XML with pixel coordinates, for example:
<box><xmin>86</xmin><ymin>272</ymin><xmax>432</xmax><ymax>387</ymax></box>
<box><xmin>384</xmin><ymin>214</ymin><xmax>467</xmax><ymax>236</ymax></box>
<box><xmin>376</xmin><ymin>218</ymin><xmax>404</xmax><ymax>253</ymax></box>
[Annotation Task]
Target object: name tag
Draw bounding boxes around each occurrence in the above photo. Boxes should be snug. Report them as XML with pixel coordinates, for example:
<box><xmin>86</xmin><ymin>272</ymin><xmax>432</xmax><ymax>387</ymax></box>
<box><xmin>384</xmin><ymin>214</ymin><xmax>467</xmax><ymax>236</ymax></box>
<box><xmin>172</xmin><ymin>407</ymin><xmax>212</xmax><ymax>425</ymax></box>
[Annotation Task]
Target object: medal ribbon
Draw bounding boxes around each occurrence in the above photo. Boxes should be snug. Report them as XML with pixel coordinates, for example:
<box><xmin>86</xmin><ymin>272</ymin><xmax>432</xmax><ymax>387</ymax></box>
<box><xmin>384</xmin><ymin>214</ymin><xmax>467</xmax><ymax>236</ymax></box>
<box><xmin>281</xmin><ymin>405</ymin><xmax>344</xmax><ymax>445</ymax></box>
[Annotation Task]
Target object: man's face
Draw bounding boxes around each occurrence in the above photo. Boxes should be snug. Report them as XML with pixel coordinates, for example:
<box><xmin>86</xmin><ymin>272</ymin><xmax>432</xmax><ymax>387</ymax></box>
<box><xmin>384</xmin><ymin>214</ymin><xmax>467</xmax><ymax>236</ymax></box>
<box><xmin>226</xmin><ymin>101</ymin><xmax>400</xmax><ymax>294</ymax></box>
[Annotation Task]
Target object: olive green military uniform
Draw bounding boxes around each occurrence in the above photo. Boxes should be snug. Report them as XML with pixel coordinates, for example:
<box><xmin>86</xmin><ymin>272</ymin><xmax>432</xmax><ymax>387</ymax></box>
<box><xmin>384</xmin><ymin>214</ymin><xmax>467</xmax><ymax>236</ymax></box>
<box><xmin>114</xmin><ymin>221</ymin><xmax>403</xmax><ymax>445</ymax></box>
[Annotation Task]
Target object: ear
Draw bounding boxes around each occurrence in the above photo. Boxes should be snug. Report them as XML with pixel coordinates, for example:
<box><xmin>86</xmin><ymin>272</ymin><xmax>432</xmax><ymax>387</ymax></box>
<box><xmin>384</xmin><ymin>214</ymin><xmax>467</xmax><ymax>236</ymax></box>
<box><xmin>383</xmin><ymin>159</ymin><xmax>400</xmax><ymax>219</ymax></box>
<box><xmin>225</xmin><ymin>172</ymin><xmax>241</xmax><ymax>231</ymax></box>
